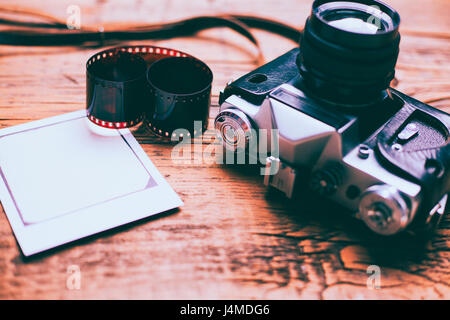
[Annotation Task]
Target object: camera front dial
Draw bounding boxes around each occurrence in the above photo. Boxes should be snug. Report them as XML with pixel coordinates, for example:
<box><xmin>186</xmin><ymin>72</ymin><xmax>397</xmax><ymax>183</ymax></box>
<box><xmin>215</xmin><ymin>109</ymin><xmax>253</xmax><ymax>152</ymax></box>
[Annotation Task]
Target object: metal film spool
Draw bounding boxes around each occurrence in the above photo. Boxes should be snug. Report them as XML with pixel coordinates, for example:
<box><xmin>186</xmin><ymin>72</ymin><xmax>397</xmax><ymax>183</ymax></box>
<box><xmin>86</xmin><ymin>45</ymin><xmax>212</xmax><ymax>135</ymax></box>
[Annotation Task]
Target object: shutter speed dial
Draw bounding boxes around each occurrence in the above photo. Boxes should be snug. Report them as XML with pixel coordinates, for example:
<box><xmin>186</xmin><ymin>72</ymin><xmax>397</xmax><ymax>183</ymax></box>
<box><xmin>358</xmin><ymin>185</ymin><xmax>411</xmax><ymax>235</ymax></box>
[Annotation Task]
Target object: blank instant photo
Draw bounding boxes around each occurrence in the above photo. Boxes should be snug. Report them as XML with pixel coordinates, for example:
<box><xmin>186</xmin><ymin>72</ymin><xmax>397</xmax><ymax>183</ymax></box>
<box><xmin>0</xmin><ymin>110</ymin><xmax>183</xmax><ymax>256</ymax></box>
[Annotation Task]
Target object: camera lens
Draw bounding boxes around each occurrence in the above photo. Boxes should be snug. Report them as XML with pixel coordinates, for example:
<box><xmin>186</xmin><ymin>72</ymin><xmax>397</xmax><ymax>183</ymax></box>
<box><xmin>297</xmin><ymin>0</ymin><xmax>400</xmax><ymax>106</ymax></box>
<box><xmin>318</xmin><ymin>1</ymin><xmax>395</xmax><ymax>35</ymax></box>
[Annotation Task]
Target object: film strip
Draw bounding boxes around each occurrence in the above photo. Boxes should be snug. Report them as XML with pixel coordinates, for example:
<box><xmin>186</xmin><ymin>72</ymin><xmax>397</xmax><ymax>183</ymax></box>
<box><xmin>86</xmin><ymin>45</ymin><xmax>212</xmax><ymax>138</ymax></box>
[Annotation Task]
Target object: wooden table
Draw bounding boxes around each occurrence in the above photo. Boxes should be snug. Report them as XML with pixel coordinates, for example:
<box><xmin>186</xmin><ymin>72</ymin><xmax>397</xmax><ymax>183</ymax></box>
<box><xmin>0</xmin><ymin>0</ymin><xmax>448</xmax><ymax>299</ymax></box>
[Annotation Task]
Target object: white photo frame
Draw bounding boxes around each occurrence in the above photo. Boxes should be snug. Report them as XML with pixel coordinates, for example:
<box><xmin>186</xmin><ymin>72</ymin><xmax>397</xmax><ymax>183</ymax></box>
<box><xmin>0</xmin><ymin>110</ymin><xmax>183</xmax><ymax>256</ymax></box>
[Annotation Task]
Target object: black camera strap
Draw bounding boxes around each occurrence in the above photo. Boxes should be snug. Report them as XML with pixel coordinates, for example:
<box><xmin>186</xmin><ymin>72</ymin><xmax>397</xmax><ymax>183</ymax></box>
<box><xmin>0</xmin><ymin>8</ymin><xmax>301</xmax><ymax>47</ymax></box>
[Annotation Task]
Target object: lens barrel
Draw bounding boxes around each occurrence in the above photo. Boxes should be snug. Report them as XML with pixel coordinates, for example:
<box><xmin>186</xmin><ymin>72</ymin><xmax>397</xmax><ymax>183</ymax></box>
<box><xmin>297</xmin><ymin>0</ymin><xmax>401</xmax><ymax>106</ymax></box>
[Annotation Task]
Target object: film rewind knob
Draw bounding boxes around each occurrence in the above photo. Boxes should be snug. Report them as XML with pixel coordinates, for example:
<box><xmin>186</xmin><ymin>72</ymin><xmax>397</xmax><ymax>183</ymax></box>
<box><xmin>215</xmin><ymin>109</ymin><xmax>253</xmax><ymax>152</ymax></box>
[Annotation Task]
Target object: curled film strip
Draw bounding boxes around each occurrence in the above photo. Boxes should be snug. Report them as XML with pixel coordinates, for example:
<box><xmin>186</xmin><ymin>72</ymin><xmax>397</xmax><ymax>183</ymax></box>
<box><xmin>86</xmin><ymin>45</ymin><xmax>212</xmax><ymax>138</ymax></box>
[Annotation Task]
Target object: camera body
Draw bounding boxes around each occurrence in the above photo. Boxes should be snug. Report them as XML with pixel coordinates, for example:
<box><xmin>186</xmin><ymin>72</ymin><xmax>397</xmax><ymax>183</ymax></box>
<box><xmin>215</xmin><ymin>14</ymin><xmax>450</xmax><ymax>236</ymax></box>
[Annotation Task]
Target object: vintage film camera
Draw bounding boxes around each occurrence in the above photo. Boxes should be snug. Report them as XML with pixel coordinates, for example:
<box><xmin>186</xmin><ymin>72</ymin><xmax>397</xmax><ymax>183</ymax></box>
<box><xmin>215</xmin><ymin>0</ymin><xmax>450</xmax><ymax>236</ymax></box>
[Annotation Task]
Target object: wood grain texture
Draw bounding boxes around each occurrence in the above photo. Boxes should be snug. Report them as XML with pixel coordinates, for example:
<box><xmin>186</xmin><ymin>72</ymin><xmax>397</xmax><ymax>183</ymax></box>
<box><xmin>0</xmin><ymin>0</ymin><xmax>449</xmax><ymax>299</ymax></box>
